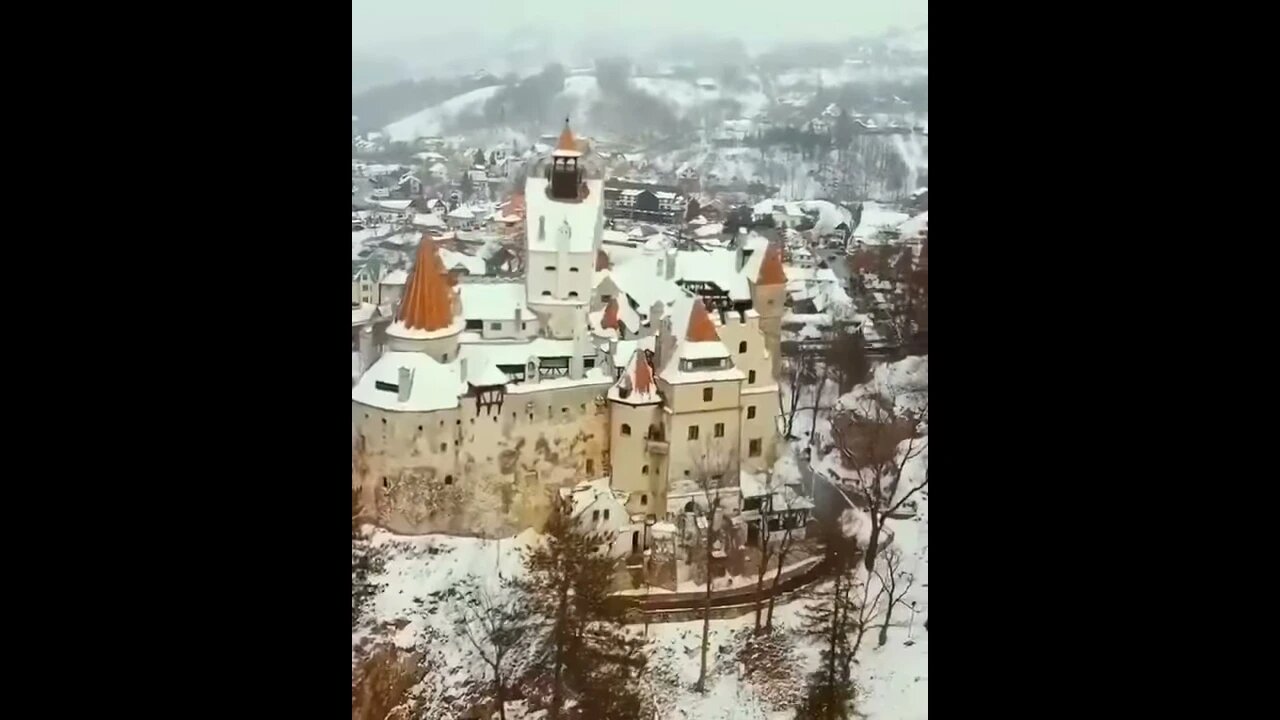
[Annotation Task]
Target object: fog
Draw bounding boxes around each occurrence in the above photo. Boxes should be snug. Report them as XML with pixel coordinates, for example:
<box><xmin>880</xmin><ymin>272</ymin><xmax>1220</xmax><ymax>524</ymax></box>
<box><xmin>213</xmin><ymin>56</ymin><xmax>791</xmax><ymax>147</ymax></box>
<box><xmin>353</xmin><ymin>0</ymin><xmax>927</xmax><ymax>78</ymax></box>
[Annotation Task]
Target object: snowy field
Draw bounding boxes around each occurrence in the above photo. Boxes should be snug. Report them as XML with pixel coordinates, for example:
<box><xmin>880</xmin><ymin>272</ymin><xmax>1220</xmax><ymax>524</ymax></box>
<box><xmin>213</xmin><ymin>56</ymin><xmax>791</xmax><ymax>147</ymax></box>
<box><xmin>354</xmin><ymin>356</ymin><xmax>929</xmax><ymax>719</ymax></box>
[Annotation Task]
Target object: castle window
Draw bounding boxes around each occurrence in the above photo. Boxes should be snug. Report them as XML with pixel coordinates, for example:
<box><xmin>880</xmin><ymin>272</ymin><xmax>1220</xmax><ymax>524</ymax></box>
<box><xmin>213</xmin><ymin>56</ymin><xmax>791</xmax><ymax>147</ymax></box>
<box><xmin>444</xmin><ymin>475</ymin><xmax>454</xmax><ymax>485</ymax></box>
<box><xmin>542</xmin><ymin>291</ymin><xmax>551</xmax><ymax>296</ymax></box>
<box><xmin>568</xmin><ymin>291</ymin><xmax>579</xmax><ymax>298</ymax></box>
<box><xmin>621</xmin><ymin>423</ymin><xmax>632</xmax><ymax>436</ymax></box>
<box><xmin>381</xmin><ymin>418</ymin><xmax>386</xmax><ymax>425</ymax></box>
<box><xmin>418</xmin><ymin>425</ymin><xmax>424</xmax><ymax>431</ymax></box>
<box><xmin>749</xmin><ymin>370</ymin><xmax>757</xmax><ymax>384</ymax></box>
<box><xmin>712</xmin><ymin>474</ymin><xmax>723</xmax><ymax>485</ymax></box>
<box><xmin>593</xmin><ymin>510</ymin><xmax>600</xmax><ymax>522</ymax></box>
<box><xmin>749</xmin><ymin>439</ymin><xmax>762</xmax><ymax>457</ymax></box>
<box><xmin>739</xmin><ymin>341</ymin><xmax>747</xmax><ymax>352</ymax></box>
<box><xmin>440</xmin><ymin>443</ymin><xmax>447</xmax><ymax>452</ymax></box>
<box><xmin>466</xmin><ymin>319</ymin><xmax>483</xmax><ymax>330</ymax></box>
<box><xmin>442</xmin><ymin>353</ymin><xmax>448</xmax><ymax>362</ymax></box>
<box><xmin>688</xmin><ymin>426</ymin><xmax>699</xmax><ymax>440</ymax></box>
<box><xmin>703</xmin><ymin>388</ymin><xmax>713</xmax><ymax>402</ymax></box>
<box><xmin>642</xmin><ymin>464</ymin><xmax>649</xmax><ymax>475</ymax></box>
<box><xmin>490</xmin><ymin>322</ymin><xmax>502</xmax><ymax>331</ymax></box>
<box><xmin>714</xmin><ymin>422</ymin><xmax>725</xmax><ymax>438</ymax></box>
<box><xmin>570</xmin><ymin>267</ymin><xmax>579</xmax><ymax>273</ymax></box>
<box><xmin>382</xmin><ymin>477</ymin><xmax>389</xmax><ymax>489</ymax></box>
<box><xmin>587</xmin><ymin>459</ymin><xmax>594</xmax><ymax>474</ymax></box>
<box><xmin>747</xmin><ymin>406</ymin><xmax>756</xmax><ymax>419</ymax></box>
<box><xmin>545</xmin><ymin>266</ymin><xmax>556</xmax><ymax>272</ymax></box>
<box><xmin>603</xmin><ymin>509</ymin><xmax>610</xmax><ymax>520</ymax></box>
<box><xmin>641</xmin><ymin>493</ymin><xmax>648</xmax><ymax>506</ymax></box>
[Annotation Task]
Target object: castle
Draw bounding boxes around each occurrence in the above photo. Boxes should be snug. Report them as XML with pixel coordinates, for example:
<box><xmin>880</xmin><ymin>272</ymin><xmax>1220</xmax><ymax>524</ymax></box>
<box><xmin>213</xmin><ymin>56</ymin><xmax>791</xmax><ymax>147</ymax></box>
<box><xmin>351</xmin><ymin>122</ymin><xmax>789</xmax><ymax>565</ymax></box>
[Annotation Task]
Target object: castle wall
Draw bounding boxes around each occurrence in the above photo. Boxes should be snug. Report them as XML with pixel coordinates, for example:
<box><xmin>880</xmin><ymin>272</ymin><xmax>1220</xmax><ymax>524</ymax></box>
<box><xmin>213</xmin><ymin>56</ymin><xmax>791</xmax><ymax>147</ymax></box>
<box><xmin>354</xmin><ymin>379</ymin><xmax>612</xmax><ymax>536</ymax></box>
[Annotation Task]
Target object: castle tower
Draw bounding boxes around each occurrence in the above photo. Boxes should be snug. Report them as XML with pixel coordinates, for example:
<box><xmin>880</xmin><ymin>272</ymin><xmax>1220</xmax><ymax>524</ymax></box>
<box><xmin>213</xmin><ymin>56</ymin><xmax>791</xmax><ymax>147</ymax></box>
<box><xmin>749</xmin><ymin>242</ymin><xmax>788</xmax><ymax>377</ymax></box>
<box><xmin>386</xmin><ymin>234</ymin><xmax>464</xmax><ymax>363</ymax></box>
<box><xmin>548</xmin><ymin>119</ymin><xmax>582</xmax><ymax>199</ymax></box>
<box><xmin>525</xmin><ymin>119</ymin><xmax>604</xmax><ymax>339</ymax></box>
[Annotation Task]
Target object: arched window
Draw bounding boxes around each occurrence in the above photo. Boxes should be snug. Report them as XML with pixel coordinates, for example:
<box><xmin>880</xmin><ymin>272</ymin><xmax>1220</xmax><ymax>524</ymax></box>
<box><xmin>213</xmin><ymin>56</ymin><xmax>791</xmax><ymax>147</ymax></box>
<box><xmin>570</xmin><ymin>267</ymin><xmax>579</xmax><ymax>273</ymax></box>
<box><xmin>444</xmin><ymin>475</ymin><xmax>454</xmax><ymax>485</ymax></box>
<box><xmin>568</xmin><ymin>291</ymin><xmax>579</xmax><ymax>298</ymax></box>
<box><xmin>621</xmin><ymin>423</ymin><xmax>632</xmax><ymax>436</ymax></box>
<box><xmin>642</xmin><ymin>464</ymin><xmax>649</xmax><ymax>474</ymax></box>
<box><xmin>739</xmin><ymin>341</ymin><xmax>747</xmax><ymax>352</ymax></box>
<box><xmin>541</xmin><ymin>291</ymin><xmax>552</xmax><ymax>296</ymax></box>
<box><xmin>382</xmin><ymin>477</ymin><xmax>389</xmax><ymax>489</ymax></box>
<box><xmin>545</xmin><ymin>266</ymin><xmax>556</xmax><ymax>271</ymax></box>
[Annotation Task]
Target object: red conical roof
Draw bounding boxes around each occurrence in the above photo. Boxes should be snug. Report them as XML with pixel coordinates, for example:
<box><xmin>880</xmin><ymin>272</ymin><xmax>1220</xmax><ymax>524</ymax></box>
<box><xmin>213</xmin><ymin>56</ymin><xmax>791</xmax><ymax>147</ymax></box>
<box><xmin>601</xmin><ymin>298</ymin><xmax>620</xmax><ymax>330</ymax></box>
<box><xmin>634</xmin><ymin>351</ymin><xmax>653</xmax><ymax>394</ymax></box>
<box><xmin>595</xmin><ymin>248</ymin><xmax>611</xmax><ymax>271</ymax></box>
<box><xmin>756</xmin><ymin>243</ymin><xmax>788</xmax><ymax>286</ymax></box>
<box><xmin>686</xmin><ymin>300</ymin><xmax>721</xmax><ymax>342</ymax></box>
<box><xmin>398</xmin><ymin>235</ymin><xmax>456</xmax><ymax>331</ymax></box>
<box><xmin>556</xmin><ymin>121</ymin><xmax>577</xmax><ymax>152</ymax></box>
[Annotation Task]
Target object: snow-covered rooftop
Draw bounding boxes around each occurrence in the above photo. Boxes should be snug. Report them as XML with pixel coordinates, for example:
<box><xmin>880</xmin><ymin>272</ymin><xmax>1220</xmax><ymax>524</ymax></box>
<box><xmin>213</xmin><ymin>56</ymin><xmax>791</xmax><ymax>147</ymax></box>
<box><xmin>458</xmin><ymin>282</ymin><xmax>534</xmax><ymax>321</ymax></box>
<box><xmin>351</xmin><ymin>351</ymin><xmax>465</xmax><ymax>413</ymax></box>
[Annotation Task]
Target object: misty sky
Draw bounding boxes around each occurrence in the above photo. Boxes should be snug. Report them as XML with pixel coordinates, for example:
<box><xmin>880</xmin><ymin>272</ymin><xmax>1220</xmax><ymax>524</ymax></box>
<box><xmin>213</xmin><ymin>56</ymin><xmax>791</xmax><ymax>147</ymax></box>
<box><xmin>352</xmin><ymin>0</ymin><xmax>928</xmax><ymax>56</ymax></box>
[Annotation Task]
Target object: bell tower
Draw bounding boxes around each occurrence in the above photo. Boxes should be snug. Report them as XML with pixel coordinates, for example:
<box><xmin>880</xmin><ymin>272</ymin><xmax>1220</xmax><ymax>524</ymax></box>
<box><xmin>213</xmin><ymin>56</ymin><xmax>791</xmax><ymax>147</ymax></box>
<box><xmin>547</xmin><ymin>118</ymin><xmax>583</xmax><ymax>201</ymax></box>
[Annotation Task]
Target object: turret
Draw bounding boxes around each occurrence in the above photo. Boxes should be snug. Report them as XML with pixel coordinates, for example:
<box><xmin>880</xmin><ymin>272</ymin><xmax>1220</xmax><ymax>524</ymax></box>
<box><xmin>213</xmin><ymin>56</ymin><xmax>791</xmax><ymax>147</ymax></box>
<box><xmin>386</xmin><ymin>234</ymin><xmax>464</xmax><ymax>363</ymax></box>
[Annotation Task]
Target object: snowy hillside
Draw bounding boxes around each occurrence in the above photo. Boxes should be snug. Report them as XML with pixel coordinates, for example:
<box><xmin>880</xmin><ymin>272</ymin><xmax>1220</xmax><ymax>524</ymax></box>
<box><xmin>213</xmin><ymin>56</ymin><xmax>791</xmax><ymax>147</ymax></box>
<box><xmin>384</xmin><ymin>85</ymin><xmax>505</xmax><ymax>141</ymax></box>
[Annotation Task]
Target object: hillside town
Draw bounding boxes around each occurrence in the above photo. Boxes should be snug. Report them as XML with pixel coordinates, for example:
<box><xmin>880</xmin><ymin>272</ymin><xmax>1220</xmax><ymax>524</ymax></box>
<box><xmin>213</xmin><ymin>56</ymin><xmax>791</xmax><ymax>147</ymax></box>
<box><xmin>352</xmin><ymin>21</ymin><xmax>928</xmax><ymax>720</ymax></box>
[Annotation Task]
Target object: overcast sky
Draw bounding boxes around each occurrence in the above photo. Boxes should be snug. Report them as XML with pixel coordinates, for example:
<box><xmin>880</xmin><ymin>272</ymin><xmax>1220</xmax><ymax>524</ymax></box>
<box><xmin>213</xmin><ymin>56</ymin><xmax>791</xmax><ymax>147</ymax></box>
<box><xmin>352</xmin><ymin>0</ymin><xmax>928</xmax><ymax>56</ymax></box>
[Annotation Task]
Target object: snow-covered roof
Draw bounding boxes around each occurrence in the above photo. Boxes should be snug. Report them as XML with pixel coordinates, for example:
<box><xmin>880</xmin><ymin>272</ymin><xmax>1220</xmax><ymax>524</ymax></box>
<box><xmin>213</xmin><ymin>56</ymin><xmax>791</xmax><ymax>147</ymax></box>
<box><xmin>525</xmin><ymin>177</ymin><xmax>603</xmax><ymax>254</ymax></box>
<box><xmin>657</xmin><ymin>296</ymin><xmax>745</xmax><ymax>385</ymax></box>
<box><xmin>559</xmin><ymin>478</ymin><xmax>628</xmax><ymax>519</ymax></box>
<box><xmin>458</xmin><ymin>282</ymin><xmax>534</xmax><ymax>321</ymax></box>
<box><xmin>898</xmin><ymin>211</ymin><xmax>928</xmax><ymax>240</ymax></box>
<box><xmin>456</xmin><ymin>336</ymin><xmax>589</xmax><ymax>369</ymax></box>
<box><xmin>412</xmin><ymin>213</ymin><xmax>446</xmax><ymax>229</ymax></box>
<box><xmin>352</xmin><ymin>303</ymin><xmax>378</xmax><ymax>325</ymax></box>
<box><xmin>608</xmin><ymin>348</ymin><xmax>661</xmax><ymax>405</ymax></box>
<box><xmin>465</xmin><ymin>356</ymin><xmax>511</xmax><ymax>387</ymax></box>
<box><xmin>439</xmin><ymin>249</ymin><xmax>487</xmax><ymax>275</ymax></box>
<box><xmin>375</xmin><ymin>199</ymin><xmax>413</xmax><ymax>211</ymax></box>
<box><xmin>447</xmin><ymin>206</ymin><xmax>476</xmax><ymax>220</ymax></box>
<box><xmin>381</xmin><ymin>269</ymin><xmax>409</xmax><ymax>286</ymax></box>
<box><xmin>739</xmin><ymin>471</ymin><xmax>815</xmax><ymax>510</ymax></box>
<box><xmin>694</xmin><ymin>223</ymin><xmax>723</xmax><ymax>238</ymax></box>
<box><xmin>352</xmin><ymin>351</ymin><xmax>464</xmax><ymax>413</ymax></box>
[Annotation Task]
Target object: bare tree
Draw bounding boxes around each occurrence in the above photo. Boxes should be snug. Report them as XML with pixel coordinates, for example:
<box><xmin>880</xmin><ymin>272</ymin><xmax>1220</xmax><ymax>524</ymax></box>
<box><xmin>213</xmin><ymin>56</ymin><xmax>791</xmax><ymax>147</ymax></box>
<box><xmin>453</xmin><ymin>579</ymin><xmax>530</xmax><ymax>720</ymax></box>
<box><xmin>873</xmin><ymin>547</ymin><xmax>916</xmax><ymax>648</ymax></box>
<box><xmin>831</xmin><ymin>396</ymin><xmax>928</xmax><ymax>573</ymax></box>
<box><xmin>690</xmin><ymin>441</ymin><xmax>735</xmax><ymax>693</ymax></box>
<box><xmin>764</xmin><ymin>477</ymin><xmax>807</xmax><ymax>631</ymax></box>
<box><xmin>778</xmin><ymin>348</ymin><xmax>810</xmax><ymax>439</ymax></box>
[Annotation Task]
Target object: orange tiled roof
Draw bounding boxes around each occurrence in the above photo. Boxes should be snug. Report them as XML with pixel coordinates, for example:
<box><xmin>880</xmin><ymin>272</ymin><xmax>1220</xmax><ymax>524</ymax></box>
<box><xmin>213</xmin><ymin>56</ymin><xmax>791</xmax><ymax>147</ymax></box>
<box><xmin>756</xmin><ymin>243</ymin><xmax>788</xmax><ymax>286</ymax></box>
<box><xmin>556</xmin><ymin>121</ymin><xmax>577</xmax><ymax>152</ymax></box>
<box><xmin>685</xmin><ymin>300</ymin><xmax>721</xmax><ymax>342</ymax></box>
<box><xmin>398</xmin><ymin>234</ymin><xmax>456</xmax><ymax>331</ymax></box>
<box><xmin>634</xmin><ymin>351</ymin><xmax>653</xmax><ymax>394</ymax></box>
<box><xmin>596</xmin><ymin>248</ymin><xmax>611</xmax><ymax>271</ymax></box>
<box><xmin>601</xmin><ymin>298</ymin><xmax>620</xmax><ymax>330</ymax></box>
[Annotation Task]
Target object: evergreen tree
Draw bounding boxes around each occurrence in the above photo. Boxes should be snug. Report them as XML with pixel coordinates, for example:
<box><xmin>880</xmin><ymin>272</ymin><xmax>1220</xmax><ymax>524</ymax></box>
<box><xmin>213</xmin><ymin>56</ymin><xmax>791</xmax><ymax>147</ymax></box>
<box><xmin>795</xmin><ymin>520</ymin><xmax>860</xmax><ymax>720</ymax></box>
<box><xmin>518</xmin><ymin>494</ymin><xmax>647</xmax><ymax>719</ymax></box>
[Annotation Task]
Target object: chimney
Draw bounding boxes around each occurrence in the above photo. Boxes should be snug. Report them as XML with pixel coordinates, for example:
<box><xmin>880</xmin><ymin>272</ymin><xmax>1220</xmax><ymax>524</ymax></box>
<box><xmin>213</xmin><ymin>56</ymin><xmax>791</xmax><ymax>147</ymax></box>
<box><xmin>647</xmin><ymin>301</ymin><xmax>664</xmax><ymax>339</ymax></box>
<box><xmin>459</xmin><ymin>358</ymin><xmax>469</xmax><ymax>384</ymax></box>
<box><xmin>659</xmin><ymin>317</ymin><xmax>676</xmax><ymax>372</ymax></box>
<box><xmin>656</xmin><ymin>257</ymin><xmax>664</xmax><ymax>278</ymax></box>
<box><xmin>359</xmin><ymin>325</ymin><xmax>376</xmax><ymax>371</ymax></box>
<box><xmin>664</xmin><ymin>248</ymin><xmax>676</xmax><ymax>280</ymax></box>
<box><xmin>397</xmin><ymin>367</ymin><xmax>413</xmax><ymax>402</ymax></box>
